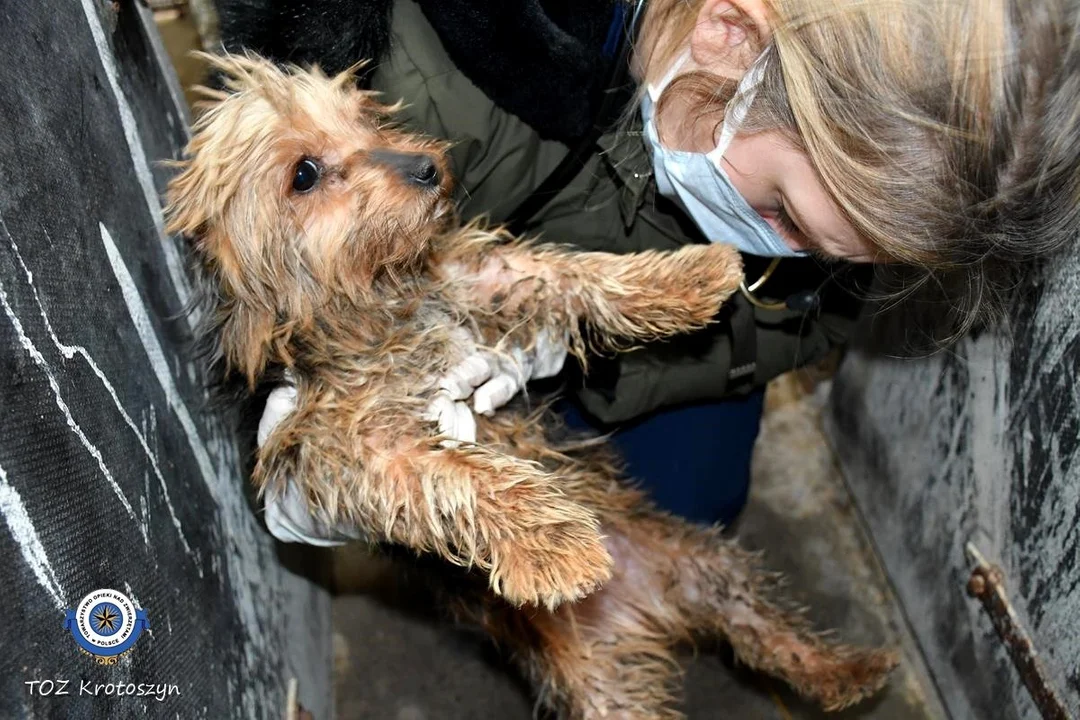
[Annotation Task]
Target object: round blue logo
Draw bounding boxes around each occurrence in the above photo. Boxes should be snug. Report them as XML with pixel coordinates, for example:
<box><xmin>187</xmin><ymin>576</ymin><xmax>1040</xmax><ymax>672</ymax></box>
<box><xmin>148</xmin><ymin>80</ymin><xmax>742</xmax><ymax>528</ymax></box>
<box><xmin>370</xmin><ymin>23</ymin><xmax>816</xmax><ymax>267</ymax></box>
<box><xmin>64</xmin><ymin>589</ymin><xmax>149</xmax><ymax>657</ymax></box>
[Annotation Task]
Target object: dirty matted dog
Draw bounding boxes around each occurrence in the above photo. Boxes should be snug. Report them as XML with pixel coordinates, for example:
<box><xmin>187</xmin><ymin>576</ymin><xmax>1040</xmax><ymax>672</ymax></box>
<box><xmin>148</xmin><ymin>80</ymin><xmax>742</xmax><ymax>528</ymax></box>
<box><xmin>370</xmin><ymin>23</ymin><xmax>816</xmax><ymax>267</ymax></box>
<box><xmin>165</xmin><ymin>53</ymin><xmax>896</xmax><ymax>719</ymax></box>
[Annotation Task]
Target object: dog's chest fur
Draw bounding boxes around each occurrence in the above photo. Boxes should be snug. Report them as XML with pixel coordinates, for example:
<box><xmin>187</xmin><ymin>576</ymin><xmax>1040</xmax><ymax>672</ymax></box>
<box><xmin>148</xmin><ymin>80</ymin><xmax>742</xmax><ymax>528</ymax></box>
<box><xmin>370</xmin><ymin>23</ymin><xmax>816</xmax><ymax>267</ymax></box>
<box><xmin>295</xmin><ymin>280</ymin><xmax>493</xmax><ymax>423</ymax></box>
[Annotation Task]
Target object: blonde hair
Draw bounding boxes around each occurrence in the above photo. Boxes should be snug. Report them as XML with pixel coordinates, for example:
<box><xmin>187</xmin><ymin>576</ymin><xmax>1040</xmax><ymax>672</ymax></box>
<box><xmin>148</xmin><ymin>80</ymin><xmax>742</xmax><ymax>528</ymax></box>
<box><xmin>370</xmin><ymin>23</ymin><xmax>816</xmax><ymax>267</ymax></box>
<box><xmin>638</xmin><ymin>0</ymin><xmax>1080</xmax><ymax>334</ymax></box>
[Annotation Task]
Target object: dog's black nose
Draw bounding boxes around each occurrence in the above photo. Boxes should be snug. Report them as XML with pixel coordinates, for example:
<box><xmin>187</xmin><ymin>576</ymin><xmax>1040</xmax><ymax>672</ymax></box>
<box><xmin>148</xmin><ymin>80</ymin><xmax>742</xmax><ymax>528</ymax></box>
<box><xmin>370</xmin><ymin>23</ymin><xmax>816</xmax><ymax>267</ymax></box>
<box><xmin>407</xmin><ymin>155</ymin><xmax>440</xmax><ymax>187</ymax></box>
<box><xmin>370</xmin><ymin>150</ymin><xmax>441</xmax><ymax>187</ymax></box>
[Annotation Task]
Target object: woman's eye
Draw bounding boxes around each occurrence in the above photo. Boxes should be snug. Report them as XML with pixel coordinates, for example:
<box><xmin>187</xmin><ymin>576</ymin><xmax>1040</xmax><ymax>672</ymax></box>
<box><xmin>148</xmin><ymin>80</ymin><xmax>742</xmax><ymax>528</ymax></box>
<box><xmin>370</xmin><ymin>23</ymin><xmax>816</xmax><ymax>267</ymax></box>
<box><xmin>775</xmin><ymin>201</ymin><xmax>803</xmax><ymax>238</ymax></box>
<box><xmin>292</xmin><ymin>159</ymin><xmax>320</xmax><ymax>193</ymax></box>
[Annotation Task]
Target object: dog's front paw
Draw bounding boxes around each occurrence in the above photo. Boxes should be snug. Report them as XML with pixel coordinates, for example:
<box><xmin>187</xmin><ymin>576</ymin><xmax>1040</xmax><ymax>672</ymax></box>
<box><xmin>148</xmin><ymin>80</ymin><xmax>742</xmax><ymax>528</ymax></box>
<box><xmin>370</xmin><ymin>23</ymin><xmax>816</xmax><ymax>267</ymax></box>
<box><xmin>668</xmin><ymin>243</ymin><xmax>744</xmax><ymax>323</ymax></box>
<box><xmin>608</xmin><ymin>243</ymin><xmax>745</xmax><ymax>341</ymax></box>
<box><xmin>489</xmin><ymin>522</ymin><xmax>613</xmax><ymax>610</ymax></box>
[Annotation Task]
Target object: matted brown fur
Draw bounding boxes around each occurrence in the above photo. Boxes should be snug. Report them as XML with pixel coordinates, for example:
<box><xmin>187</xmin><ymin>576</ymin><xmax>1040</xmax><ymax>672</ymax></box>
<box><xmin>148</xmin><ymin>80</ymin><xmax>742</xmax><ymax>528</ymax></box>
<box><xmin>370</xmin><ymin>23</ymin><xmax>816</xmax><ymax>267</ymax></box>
<box><xmin>165</xmin><ymin>53</ymin><xmax>897</xmax><ymax>718</ymax></box>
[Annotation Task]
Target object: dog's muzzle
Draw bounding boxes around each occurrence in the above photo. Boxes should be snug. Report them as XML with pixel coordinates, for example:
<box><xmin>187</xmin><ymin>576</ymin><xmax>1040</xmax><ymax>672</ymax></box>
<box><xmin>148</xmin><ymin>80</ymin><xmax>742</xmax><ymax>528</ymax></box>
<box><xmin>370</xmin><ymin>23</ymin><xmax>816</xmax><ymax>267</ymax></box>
<box><xmin>369</xmin><ymin>150</ymin><xmax>441</xmax><ymax>188</ymax></box>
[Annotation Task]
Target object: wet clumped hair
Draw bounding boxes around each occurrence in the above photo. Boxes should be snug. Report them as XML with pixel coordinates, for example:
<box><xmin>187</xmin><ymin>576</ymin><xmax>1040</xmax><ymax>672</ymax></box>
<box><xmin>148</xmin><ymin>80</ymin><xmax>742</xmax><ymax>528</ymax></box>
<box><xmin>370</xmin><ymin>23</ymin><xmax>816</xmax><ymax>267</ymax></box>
<box><xmin>640</xmin><ymin>0</ymin><xmax>1080</xmax><ymax>338</ymax></box>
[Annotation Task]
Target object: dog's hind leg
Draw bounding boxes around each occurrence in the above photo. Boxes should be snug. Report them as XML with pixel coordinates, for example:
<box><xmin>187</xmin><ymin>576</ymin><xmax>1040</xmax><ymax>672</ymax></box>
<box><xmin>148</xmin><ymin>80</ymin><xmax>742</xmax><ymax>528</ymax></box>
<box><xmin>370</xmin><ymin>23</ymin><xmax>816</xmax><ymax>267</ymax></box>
<box><xmin>533</xmin><ymin>601</ymin><xmax>684</xmax><ymax>720</ymax></box>
<box><xmin>638</xmin><ymin>517</ymin><xmax>898</xmax><ymax>711</ymax></box>
<box><xmin>460</xmin><ymin>575</ymin><xmax>687</xmax><ymax>720</ymax></box>
<box><xmin>468</xmin><ymin>411</ymin><xmax>895</xmax><ymax>713</ymax></box>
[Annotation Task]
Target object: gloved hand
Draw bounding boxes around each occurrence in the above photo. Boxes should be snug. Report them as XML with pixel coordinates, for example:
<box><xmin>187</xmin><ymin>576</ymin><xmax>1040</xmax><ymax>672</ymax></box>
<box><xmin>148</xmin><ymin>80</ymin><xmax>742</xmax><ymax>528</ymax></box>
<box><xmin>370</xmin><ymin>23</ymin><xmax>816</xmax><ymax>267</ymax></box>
<box><xmin>432</xmin><ymin>327</ymin><xmax>568</xmax><ymax>416</ymax></box>
<box><xmin>259</xmin><ymin>329</ymin><xmax>568</xmax><ymax>545</ymax></box>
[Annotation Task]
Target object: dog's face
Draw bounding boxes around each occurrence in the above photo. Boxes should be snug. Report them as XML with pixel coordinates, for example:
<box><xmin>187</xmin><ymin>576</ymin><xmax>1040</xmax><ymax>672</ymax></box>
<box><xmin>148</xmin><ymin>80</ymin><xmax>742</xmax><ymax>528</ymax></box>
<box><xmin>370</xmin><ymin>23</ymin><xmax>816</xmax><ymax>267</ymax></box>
<box><xmin>168</xmin><ymin>52</ymin><xmax>454</xmax><ymax>294</ymax></box>
<box><xmin>166</xmin><ymin>53</ymin><xmax>454</xmax><ymax>381</ymax></box>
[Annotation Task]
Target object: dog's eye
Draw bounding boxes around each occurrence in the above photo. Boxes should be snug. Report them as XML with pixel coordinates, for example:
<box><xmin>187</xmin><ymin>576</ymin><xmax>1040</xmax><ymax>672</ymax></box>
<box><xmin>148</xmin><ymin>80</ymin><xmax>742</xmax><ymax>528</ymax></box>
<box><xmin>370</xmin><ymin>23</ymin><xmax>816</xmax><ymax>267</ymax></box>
<box><xmin>292</xmin><ymin>159</ymin><xmax>320</xmax><ymax>193</ymax></box>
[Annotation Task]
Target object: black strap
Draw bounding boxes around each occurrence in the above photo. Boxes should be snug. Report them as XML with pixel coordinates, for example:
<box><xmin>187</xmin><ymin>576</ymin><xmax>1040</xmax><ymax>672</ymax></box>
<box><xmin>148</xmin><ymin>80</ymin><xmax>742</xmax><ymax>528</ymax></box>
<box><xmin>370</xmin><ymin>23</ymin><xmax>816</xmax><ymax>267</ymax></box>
<box><xmin>726</xmin><ymin>293</ymin><xmax>758</xmax><ymax>392</ymax></box>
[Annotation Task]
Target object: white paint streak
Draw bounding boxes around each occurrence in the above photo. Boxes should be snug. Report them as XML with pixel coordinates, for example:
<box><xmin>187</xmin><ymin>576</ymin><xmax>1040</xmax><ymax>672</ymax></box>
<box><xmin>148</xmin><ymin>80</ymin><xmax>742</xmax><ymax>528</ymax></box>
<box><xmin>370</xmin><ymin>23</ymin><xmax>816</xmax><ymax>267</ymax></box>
<box><xmin>100</xmin><ymin>224</ymin><xmax>219</xmax><ymax>487</ymax></box>
<box><xmin>967</xmin><ymin>336</ymin><xmax>1011</xmax><ymax>560</ymax></box>
<box><xmin>76</xmin><ymin>0</ymin><xmax>198</xmax><ymax>319</ymax></box>
<box><xmin>0</xmin><ymin>275</ymin><xmax>136</xmax><ymax>524</ymax></box>
<box><xmin>141</xmin><ymin>468</ymin><xmax>152</xmax><ymax>544</ymax></box>
<box><xmin>0</xmin><ymin>463</ymin><xmax>66</xmax><ymax>610</ymax></box>
<box><xmin>1</xmin><ymin>218</ymin><xmax>193</xmax><ymax>559</ymax></box>
<box><xmin>100</xmin><ymin>223</ymin><xmax>273</xmax><ymax>679</ymax></box>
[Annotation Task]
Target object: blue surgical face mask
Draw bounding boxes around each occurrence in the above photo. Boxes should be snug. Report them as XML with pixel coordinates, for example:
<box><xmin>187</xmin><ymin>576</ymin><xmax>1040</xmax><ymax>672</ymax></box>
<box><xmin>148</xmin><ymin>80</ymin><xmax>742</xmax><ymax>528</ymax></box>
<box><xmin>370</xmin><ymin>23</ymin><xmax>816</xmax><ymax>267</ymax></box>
<box><xmin>641</xmin><ymin>52</ymin><xmax>808</xmax><ymax>258</ymax></box>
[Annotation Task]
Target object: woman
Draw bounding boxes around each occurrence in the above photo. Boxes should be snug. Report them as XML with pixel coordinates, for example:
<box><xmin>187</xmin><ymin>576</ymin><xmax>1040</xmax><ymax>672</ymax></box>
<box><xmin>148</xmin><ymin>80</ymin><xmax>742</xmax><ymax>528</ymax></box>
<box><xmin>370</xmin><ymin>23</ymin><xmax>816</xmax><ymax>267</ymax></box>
<box><xmin>221</xmin><ymin>0</ymin><xmax>1080</xmax><ymax>541</ymax></box>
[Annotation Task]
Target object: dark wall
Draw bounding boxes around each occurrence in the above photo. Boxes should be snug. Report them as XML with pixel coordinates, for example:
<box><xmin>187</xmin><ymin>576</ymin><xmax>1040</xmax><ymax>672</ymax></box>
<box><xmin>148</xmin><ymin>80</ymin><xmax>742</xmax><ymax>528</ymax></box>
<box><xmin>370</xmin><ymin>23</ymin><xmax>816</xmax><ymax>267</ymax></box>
<box><xmin>0</xmin><ymin>1</ymin><xmax>331</xmax><ymax>718</ymax></box>
<box><xmin>827</xmin><ymin>264</ymin><xmax>1080</xmax><ymax>719</ymax></box>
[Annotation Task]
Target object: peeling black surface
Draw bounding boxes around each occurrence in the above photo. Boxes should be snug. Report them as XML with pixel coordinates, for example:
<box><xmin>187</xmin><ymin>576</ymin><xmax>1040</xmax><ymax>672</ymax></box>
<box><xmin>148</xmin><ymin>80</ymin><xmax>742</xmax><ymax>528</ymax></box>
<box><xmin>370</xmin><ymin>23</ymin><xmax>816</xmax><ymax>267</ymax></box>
<box><xmin>828</xmin><ymin>264</ymin><xmax>1080</xmax><ymax>720</ymax></box>
<box><xmin>0</xmin><ymin>2</ymin><xmax>329</xmax><ymax>718</ymax></box>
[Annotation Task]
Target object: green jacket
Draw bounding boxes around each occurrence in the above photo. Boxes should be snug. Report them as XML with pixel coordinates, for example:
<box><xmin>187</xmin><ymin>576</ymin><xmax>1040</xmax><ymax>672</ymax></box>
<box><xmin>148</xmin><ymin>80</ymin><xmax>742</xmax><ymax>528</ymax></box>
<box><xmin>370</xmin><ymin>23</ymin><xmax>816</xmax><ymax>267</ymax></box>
<box><xmin>371</xmin><ymin>0</ymin><xmax>864</xmax><ymax>424</ymax></box>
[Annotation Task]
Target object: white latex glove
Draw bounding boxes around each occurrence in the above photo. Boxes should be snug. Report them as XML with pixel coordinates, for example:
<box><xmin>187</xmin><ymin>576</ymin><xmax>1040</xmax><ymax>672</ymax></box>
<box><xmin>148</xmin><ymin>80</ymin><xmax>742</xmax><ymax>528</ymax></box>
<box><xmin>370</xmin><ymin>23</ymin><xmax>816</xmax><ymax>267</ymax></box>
<box><xmin>258</xmin><ymin>381</ymin><xmax>363</xmax><ymax>546</ymax></box>
<box><xmin>263</xmin><ymin>475</ymin><xmax>366</xmax><ymax>547</ymax></box>
<box><xmin>258</xmin><ymin>328</ymin><xmax>568</xmax><ymax>545</ymax></box>
<box><xmin>435</xmin><ymin>327</ymin><xmax>568</xmax><ymax>416</ymax></box>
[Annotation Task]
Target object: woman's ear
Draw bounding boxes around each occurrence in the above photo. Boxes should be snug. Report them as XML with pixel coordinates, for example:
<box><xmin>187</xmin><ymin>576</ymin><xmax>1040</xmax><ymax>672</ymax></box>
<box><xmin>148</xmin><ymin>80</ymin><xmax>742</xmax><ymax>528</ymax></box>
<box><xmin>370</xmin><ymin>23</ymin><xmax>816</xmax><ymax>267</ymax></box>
<box><xmin>690</xmin><ymin>0</ymin><xmax>772</xmax><ymax>78</ymax></box>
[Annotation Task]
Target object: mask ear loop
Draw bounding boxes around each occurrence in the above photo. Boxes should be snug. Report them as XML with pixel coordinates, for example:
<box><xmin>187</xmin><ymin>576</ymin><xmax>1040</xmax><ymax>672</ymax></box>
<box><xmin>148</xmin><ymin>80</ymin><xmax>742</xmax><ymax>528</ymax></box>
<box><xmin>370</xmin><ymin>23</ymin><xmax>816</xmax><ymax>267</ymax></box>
<box><xmin>738</xmin><ymin>257</ymin><xmax>788</xmax><ymax>310</ymax></box>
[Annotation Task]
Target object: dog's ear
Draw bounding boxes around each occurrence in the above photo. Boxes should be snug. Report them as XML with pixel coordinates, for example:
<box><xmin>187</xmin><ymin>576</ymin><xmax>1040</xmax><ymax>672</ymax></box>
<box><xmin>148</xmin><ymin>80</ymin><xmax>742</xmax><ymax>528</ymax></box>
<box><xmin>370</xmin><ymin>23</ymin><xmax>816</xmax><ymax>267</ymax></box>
<box><xmin>164</xmin><ymin>159</ymin><xmax>250</xmax><ymax>307</ymax></box>
<box><xmin>164</xmin><ymin>56</ymin><xmax>267</xmax><ymax>239</ymax></box>
<box><xmin>219</xmin><ymin>297</ymin><xmax>279</xmax><ymax>390</ymax></box>
<box><xmin>164</xmin><ymin>158</ymin><xmax>212</xmax><ymax>240</ymax></box>
<box><xmin>185</xmin><ymin>220</ymin><xmax>284</xmax><ymax>390</ymax></box>
<box><xmin>164</xmin><ymin>119</ymin><xmax>237</xmax><ymax>243</ymax></box>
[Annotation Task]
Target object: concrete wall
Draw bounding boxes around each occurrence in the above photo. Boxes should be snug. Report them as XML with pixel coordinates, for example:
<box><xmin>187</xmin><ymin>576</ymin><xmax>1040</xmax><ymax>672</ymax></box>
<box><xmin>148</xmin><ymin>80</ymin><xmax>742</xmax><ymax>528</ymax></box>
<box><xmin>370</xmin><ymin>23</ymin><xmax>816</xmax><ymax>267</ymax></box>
<box><xmin>826</xmin><ymin>261</ymin><xmax>1080</xmax><ymax>719</ymax></box>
